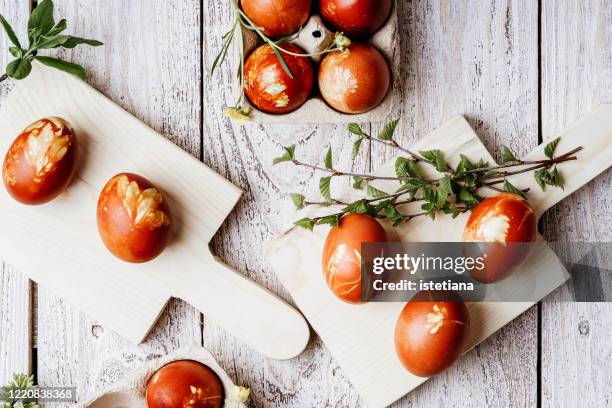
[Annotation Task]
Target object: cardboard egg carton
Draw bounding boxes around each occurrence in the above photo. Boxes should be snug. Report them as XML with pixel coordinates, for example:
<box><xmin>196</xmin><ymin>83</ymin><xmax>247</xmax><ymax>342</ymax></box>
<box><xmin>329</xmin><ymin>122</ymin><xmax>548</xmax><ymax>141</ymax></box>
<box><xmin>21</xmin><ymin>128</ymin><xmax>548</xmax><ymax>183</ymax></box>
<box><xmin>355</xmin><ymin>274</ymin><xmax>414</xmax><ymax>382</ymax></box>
<box><xmin>80</xmin><ymin>347</ymin><xmax>246</xmax><ymax>408</ymax></box>
<box><xmin>232</xmin><ymin>4</ymin><xmax>400</xmax><ymax>124</ymax></box>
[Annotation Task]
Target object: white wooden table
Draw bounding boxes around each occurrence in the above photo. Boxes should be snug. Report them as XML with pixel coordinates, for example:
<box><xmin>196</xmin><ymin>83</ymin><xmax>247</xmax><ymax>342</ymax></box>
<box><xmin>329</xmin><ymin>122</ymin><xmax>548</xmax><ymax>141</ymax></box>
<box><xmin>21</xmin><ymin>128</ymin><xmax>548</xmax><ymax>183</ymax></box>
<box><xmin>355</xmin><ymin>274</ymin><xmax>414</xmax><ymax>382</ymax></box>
<box><xmin>0</xmin><ymin>1</ymin><xmax>610</xmax><ymax>406</ymax></box>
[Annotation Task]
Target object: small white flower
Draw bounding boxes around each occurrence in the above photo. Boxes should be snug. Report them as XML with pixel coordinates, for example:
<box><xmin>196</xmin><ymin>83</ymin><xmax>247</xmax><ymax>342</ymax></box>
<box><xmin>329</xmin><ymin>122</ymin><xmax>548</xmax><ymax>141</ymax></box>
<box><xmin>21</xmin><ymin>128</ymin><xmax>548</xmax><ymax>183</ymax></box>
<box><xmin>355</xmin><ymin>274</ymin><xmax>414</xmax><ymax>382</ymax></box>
<box><xmin>231</xmin><ymin>385</ymin><xmax>251</xmax><ymax>403</ymax></box>
<box><xmin>334</xmin><ymin>32</ymin><xmax>351</xmax><ymax>50</ymax></box>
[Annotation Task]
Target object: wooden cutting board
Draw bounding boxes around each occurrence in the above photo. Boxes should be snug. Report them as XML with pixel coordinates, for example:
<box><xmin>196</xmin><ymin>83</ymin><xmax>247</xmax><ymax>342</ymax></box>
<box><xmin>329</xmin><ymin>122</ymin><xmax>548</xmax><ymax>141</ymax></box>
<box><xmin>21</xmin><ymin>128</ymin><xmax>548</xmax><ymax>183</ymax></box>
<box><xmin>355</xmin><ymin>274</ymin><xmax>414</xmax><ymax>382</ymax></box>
<box><xmin>0</xmin><ymin>63</ymin><xmax>309</xmax><ymax>360</ymax></box>
<box><xmin>265</xmin><ymin>105</ymin><xmax>612</xmax><ymax>406</ymax></box>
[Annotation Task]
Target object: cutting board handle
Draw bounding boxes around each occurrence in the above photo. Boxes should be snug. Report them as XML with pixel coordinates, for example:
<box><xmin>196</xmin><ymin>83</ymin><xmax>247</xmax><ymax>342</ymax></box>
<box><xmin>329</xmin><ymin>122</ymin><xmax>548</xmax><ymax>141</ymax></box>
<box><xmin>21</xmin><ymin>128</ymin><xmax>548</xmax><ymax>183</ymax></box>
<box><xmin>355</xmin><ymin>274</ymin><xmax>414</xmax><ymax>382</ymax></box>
<box><xmin>506</xmin><ymin>104</ymin><xmax>612</xmax><ymax>218</ymax></box>
<box><xmin>171</xmin><ymin>252</ymin><xmax>310</xmax><ymax>360</ymax></box>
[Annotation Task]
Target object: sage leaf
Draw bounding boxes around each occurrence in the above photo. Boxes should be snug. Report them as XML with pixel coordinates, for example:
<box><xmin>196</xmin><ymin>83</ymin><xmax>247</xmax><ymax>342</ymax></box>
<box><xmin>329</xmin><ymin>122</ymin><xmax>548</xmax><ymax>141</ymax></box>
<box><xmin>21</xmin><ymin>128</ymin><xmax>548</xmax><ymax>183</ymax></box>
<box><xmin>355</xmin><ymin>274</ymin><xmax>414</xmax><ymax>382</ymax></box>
<box><xmin>272</xmin><ymin>145</ymin><xmax>295</xmax><ymax>164</ymax></box>
<box><xmin>61</xmin><ymin>36</ymin><xmax>103</xmax><ymax>48</ymax></box>
<box><xmin>36</xmin><ymin>34</ymin><xmax>71</xmax><ymax>49</ymax></box>
<box><xmin>401</xmin><ymin>179</ymin><xmax>427</xmax><ymax>191</ymax></box>
<box><xmin>503</xmin><ymin>180</ymin><xmax>527</xmax><ymax>198</ymax></box>
<box><xmin>445</xmin><ymin>203</ymin><xmax>462</xmax><ymax>218</ymax></box>
<box><xmin>367</xmin><ymin>184</ymin><xmax>387</xmax><ymax>198</ymax></box>
<box><xmin>502</xmin><ymin>146</ymin><xmax>518</xmax><ymax>163</ymax></box>
<box><xmin>317</xmin><ymin>214</ymin><xmax>340</xmax><ymax>227</ymax></box>
<box><xmin>458</xmin><ymin>154</ymin><xmax>475</xmax><ymax>170</ymax></box>
<box><xmin>395</xmin><ymin>157</ymin><xmax>422</xmax><ymax>179</ymax></box>
<box><xmin>544</xmin><ymin>137</ymin><xmax>561</xmax><ymax>159</ymax></box>
<box><xmin>419</xmin><ymin>149</ymin><xmax>441</xmax><ymax>163</ymax></box>
<box><xmin>28</xmin><ymin>0</ymin><xmax>55</xmax><ymax>34</ymax></box>
<box><xmin>347</xmin><ymin>123</ymin><xmax>363</xmax><ymax>136</ymax></box>
<box><xmin>458</xmin><ymin>188</ymin><xmax>479</xmax><ymax>206</ymax></box>
<box><xmin>6</xmin><ymin>58</ymin><xmax>32</xmax><ymax>80</ymax></box>
<box><xmin>352</xmin><ymin>175</ymin><xmax>364</xmax><ymax>189</ymax></box>
<box><xmin>33</xmin><ymin>56</ymin><xmax>85</xmax><ymax>79</ymax></box>
<box><xmin>378</xmin><ymin>119</ymin><xmax>399</xmax><ymax>141</ymax></box>
<box><xmin>420</xmin><ymin>149</ymin><xmax>451</xmax><ymax>173</ymax></box>
<box><xmin>324</xmin><ymin>146</ymin><xmax>333</xmax><ymax>170</ymax></box>
<box><xmin>352</xmin><ymin>137</ymin><xmax>362</xmax><ymax>160</ymax></box>
<box><xmin>0</xmin><ymin>14</ymin><xmax>21</xmax><ymax>48</ymax></box>
<box><xmin>290</xmin><ymin>193</ymin><xmax>305</xmax><ymax>209</ymax></box>
<box><xmin>319</xmin><ymin>176</ymin><xmax>331</xmax><ymax>201</ymax></box>
<box><xmin>294</xmin><ymin>217</ymin><xmax>315</xmax><ymax>231</ymax></box>
<box><xmin>46</xmin><ymin>18</ymin><xmax>67</xmax><ymax>36</ymax></box>
<box><xmin>9</xmin><ymin>47</ymin><xmax>22</xmax><ymax>58</ymax></box>
<box><xmin>343</xmin><ymin>199</ymin><xmax>374</xmax><ymax>214</ymax></box>
<box><xmin>28</xmin><ymin>26</ymin><xmax>43</xmax><ymax>43</ymax></box>
<box><xmin>534</xmin><ymin>168</ymin><xmax>548</xmax><ymax>190</ymax></box>
<box><xmin>549</xmin><ymin>167</ymin><xmax>564</xmax><ymax>189</ymax></box>
<box><xmin>435</xmin><ymin>185</ymin><xmax>449</xmax><ymax>207</ymax></box>
<box><xmin>438</xmin><ymin>175</ymin><xmax>453</xmax><ymax>194</ymax></box>
<box><xmin>422</xmin><ymin>185</ymin><xmax>437</xmax><ymax>204</ymax></box>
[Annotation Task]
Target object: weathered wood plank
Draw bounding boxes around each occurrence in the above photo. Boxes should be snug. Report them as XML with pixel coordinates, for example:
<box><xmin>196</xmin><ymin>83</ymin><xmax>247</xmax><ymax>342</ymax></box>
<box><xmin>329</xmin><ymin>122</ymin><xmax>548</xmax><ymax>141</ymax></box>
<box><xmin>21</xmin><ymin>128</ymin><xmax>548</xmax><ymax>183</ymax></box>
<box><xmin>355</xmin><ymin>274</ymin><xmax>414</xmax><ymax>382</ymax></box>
<box><xmin>202</xmin><ymin>0</ymin><xmax>362</xmax><ymax>405</ymax></box>
<box><xmin>0</xmin><ymin>264</ymin><xmax>31</xmax><ymax>385</ymax></box>
<box><xmin>540</xmin><ymin>0</ymin><xmax>612</xmax><ymax>406</ymax></box>
<box><xmin>371</xmin><ymin>1</ymin><xmax>539</xmax><ymax>406</ymax></box>
<box><xmin>35</xmin><ymin>0</ymin><xmax>202</xmax><ymax>402</ymax></box>
<box><xmin>0</xmin><ymin>0</ymin><xmax>33</xmax><ymax>386</ymax></box>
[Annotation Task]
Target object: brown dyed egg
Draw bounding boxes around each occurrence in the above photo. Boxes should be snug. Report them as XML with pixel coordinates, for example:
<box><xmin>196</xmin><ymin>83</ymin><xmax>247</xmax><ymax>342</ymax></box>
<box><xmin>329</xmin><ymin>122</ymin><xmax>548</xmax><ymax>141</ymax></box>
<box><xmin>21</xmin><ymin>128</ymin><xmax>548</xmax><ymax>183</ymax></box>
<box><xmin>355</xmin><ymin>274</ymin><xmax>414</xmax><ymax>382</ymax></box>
<box><xmin>241</xmin><ymin>0</ymin><xmax>311</xmax><ymax>37</ymax></box>
<box><xmin>146</xmin><ymin>360</ymin><xmax>224</xmax><ymax>408</ymax></box>
<box><xmin>319</xmin><ymin>0</ymin><xmax>392</xmax><ymax>38</ymax></box>
<box><xmin>395</xmin><ymin>290</ymin><xmax>470</xmax><ymax>377</ymax></box>
<box><xmin>318</xmin><ymin>43</ymin><xmax>390</xmax><ymax>114</ymax></box>
<box><xmin>463</xmin><ymin>192</ymin><xmax>537</xmax><ymax>283</ymax></box>
<box><xmin>97</xmin><ymin>173</ymin><xmax>172</xmax><ymax>263</ymax></box>
<box><xmin>244</xmin><ymin>43</ymin><xmax>314</xmax><ymax>114</ymax></box>
<box><xmin>2</xmin><ymin>117</ymin><xmax>77</xmax><ymax>205</ymax></box>
<box><xmin>322</xmin><ymin>213</ymin><xmax>387</xmax><ymax>304</ymax></box>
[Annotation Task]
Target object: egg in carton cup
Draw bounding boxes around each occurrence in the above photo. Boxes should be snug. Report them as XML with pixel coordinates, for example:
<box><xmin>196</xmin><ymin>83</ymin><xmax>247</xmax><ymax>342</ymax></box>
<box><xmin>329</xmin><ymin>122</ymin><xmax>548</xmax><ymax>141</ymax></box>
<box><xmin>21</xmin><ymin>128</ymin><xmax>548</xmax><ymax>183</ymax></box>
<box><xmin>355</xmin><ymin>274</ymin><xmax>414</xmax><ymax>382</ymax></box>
<box><xmin>231</xmin><ymin>4</ymin><xmax>401</xmax><ymax>124</ymax></box>
<box><xmin>80</xmin><ymin>347</ymin><xmax>247</xmax><ymax>408</ymax></box>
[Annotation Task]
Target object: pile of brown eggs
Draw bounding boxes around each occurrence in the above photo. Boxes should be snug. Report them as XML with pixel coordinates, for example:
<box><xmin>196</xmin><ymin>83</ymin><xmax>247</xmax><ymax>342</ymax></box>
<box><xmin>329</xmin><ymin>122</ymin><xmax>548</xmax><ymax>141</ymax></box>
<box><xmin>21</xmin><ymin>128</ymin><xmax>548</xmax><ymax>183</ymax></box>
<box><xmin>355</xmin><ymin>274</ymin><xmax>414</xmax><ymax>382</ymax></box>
<box><xmin>240</xmin><ymin>0</ymin><xmax>393</xmax><ymax>115</ymax></box>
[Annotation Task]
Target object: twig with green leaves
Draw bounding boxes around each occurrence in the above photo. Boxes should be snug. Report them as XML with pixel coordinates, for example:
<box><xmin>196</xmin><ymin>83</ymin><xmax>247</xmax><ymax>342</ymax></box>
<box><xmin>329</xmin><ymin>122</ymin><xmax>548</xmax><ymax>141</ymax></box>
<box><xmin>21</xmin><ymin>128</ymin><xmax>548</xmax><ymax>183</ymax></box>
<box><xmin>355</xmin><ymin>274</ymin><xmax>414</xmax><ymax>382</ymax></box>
<box><xmin>0</xmin><ymin>0</ymin><xmax>102</xmax><ymax>82</ymax></box>
<box><xmin>273</xmin><ymin>119</ymin><xmax>582</xmax><ymax>230</ymax></box>
<box><xmin>0</xmin><ymin>373</ymin><xmax>39</xmax><ymax>408</ymax></box>
<box><xmin>211</xmin><ymin>0</ymin><xmax>351</xmax><ymax>120</ymax></box>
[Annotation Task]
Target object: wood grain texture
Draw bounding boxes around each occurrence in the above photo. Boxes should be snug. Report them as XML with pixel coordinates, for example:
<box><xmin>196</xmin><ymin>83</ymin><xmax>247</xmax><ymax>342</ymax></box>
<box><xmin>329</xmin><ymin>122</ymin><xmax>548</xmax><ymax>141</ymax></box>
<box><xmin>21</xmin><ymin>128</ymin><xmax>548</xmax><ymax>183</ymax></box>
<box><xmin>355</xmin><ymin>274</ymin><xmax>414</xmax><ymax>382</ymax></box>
<box><xmin>203</xmin><ymin>1</ymin><xmax>364</xmax><ymax>405</ymax></box>
<box><xmin>377</xmin><ymin>1</ymin><xmax>539</xmax><ymax>406</ymax></box>
<box><xmin>0</xmin><ymin>0</ymin><xmax>32</xmax><ymax>386</ymax></box>
<box><xmin>266</xmin><ymin>116</ymin><xmax>579</xmax><ymax>406</ymax></box>
<box><xmin>0</xmin><ymin>61</ymin><xmax>310</xmax><ymax>358</ymax></box>
<box><xmin>35</xmin><ymin>0</ymin><xmax>203</xmax><ymax>402</ymax></box>
<box><xmin>0</xmin><ymin>0</ymin><xmax>606</xmax><ymax>407</ymax></box>
<box><xmin>540</xmin><ymin>1</ymin><xmax>612</xmax><ymax>406</ymax></box>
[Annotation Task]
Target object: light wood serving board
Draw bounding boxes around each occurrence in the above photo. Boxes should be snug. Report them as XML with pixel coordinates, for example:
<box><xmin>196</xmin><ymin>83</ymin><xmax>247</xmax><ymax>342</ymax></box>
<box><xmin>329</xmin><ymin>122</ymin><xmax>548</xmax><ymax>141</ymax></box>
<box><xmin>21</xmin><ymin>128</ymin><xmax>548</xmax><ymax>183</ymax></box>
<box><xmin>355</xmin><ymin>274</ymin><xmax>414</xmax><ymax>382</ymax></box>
<box><xmin>0</xmin><ymin>63</ymin><xmax>309</xmax><ymax>360</ymax></box>
<box><xmin>265</xmin><ymin>105</ymin><xmax>612</xmax><ymax>406</ymax></box>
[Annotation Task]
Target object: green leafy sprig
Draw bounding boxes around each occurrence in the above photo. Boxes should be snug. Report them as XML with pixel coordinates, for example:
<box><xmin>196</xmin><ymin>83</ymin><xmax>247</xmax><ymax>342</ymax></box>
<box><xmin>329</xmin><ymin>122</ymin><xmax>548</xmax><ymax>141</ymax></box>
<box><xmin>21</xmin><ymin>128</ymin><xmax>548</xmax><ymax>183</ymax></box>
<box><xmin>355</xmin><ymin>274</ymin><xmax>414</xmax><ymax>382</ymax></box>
<box><xmin>212</xmin><ymin>0</ymin><xmax>351</xmax><ymax>120</ymax></box>
<box><xmin>0</xmin><ymin>0</ymin><xmax>102</xmax><ymax>82</ymax></box>
<box><xmin>0</xmin><ymin>373</ymin><xmax>39</xmax><ymax>408</ymax></box>
<box><xmin>274</xmin><ymin>120</ymin><xmax>582</xmax><ymax>230</ymax></box>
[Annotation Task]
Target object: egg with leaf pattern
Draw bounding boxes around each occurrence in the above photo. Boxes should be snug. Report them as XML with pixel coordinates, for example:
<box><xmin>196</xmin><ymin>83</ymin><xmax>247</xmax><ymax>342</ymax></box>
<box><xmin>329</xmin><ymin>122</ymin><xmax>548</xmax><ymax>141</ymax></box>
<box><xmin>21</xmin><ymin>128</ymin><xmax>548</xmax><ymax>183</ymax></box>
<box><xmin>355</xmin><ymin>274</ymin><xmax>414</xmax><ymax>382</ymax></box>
<box><xmin>97</xmin><ymin>173</ymin><xmax>172</xmax><ymax>263</ymax></box>
<box><xmin>395</xmin><ymin>290</ymin><xmax>470</xmax><ymax>377</ymax></box>
<box><xmin>3</xmin><ymin>117</ymin><xmax>77</xmax><ymax>205</ymax></box>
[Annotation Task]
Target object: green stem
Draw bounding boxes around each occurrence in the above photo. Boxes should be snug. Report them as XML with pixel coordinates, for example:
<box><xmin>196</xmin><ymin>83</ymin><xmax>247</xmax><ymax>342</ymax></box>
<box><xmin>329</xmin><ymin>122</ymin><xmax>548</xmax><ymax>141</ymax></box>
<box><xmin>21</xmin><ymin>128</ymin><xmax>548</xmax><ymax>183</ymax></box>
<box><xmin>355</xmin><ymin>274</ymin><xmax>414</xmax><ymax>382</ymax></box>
<box><xmin>477</xmin><ymin>154</ymin><xmax>577</xmax><ymax>183</ymax></box>
<box><xmin>292</xmin><ymin>159</ymin><xmax>431</xmax><ymax>182</ymax></box>
<box><xmin>0</xmin><ymin>73</ymin><xmax>8</xmax><ymax>83</ymax></box>
<box><xmin>234</xmin><ymin>3</ymin><xmax>345</xmax><ymax>58</ymax></box>
<box><xmin>360</xmin><ymin>132</ymin><xmax>436</xmax><ymax>167</ymax></box>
